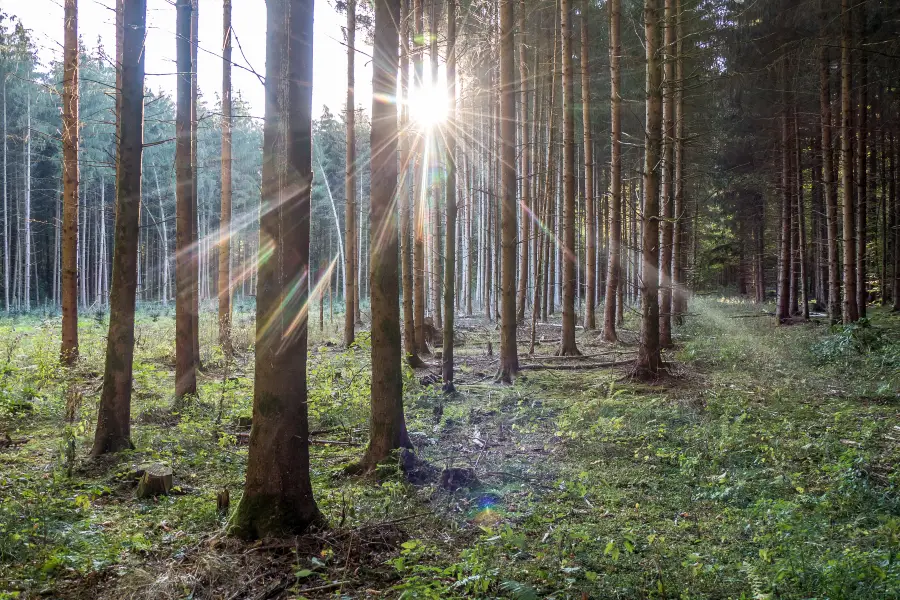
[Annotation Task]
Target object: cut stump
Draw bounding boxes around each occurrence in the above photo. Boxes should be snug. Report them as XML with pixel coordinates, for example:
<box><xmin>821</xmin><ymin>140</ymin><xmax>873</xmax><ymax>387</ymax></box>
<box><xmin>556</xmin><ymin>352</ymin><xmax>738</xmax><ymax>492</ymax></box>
<box><xmin>135</xmin><ymin>463</ymin><xmax>174</xmax><ymax>498</ymax></box>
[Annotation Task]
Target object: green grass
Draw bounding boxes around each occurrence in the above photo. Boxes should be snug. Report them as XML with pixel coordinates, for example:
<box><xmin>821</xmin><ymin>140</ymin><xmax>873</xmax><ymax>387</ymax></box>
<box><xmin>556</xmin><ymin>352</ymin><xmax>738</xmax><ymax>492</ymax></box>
<box><xmin>0</xmin><ymin>298</ymin><xmax>897</xmax><ymax>599</ymax></box>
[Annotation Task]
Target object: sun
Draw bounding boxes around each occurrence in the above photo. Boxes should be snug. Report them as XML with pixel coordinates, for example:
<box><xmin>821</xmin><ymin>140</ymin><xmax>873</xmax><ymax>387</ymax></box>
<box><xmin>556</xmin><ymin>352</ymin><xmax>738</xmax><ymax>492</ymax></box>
<box><xmin>407</xmin><ymin>79</ymin><xmax>448</xmax><ymax>128</ymax></box>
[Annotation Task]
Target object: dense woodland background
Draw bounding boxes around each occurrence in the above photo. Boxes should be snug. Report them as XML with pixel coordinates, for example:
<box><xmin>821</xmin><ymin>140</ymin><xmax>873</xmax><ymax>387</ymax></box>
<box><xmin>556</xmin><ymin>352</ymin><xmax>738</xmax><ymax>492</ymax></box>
<box><xmin>0</xmin><ymin>0</ymin><xmax>898</xmax><ymax>598</ymax></box>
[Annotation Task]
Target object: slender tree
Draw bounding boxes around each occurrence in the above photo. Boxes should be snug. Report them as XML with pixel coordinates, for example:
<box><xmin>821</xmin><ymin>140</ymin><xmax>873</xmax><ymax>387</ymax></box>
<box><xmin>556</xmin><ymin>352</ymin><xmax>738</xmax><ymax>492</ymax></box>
<box><xmin>60</xmin><ymin>0</ymin><xmax>79</xmax><ymax>363</ymax></box>
<box><xmin>634</xmin><ymin>0</ymin><xmax>662</xmax><ymax>377</ymax></box>
<box><xmin>840</xmin><ymin>0</ymin><xmax>858</xmax><ymax>323</ymax></box>
<box><xmin>218</xmin><ymin>0</ymin><xmax>233</xmax><ymax>354</ymax></box>
<box><xmin>91</xmin><ymin>0</ymin><xmax>146</xmax><ymax>455</ymax></box>
<box><xmin>820</xmin><ymin>42</ymin><xmax>840</xmax><ymax>323</ymax></box>
<box><xmin>658</xmin><ymin>0</ymin><xmax>675</xmax><ymax>347</ymax></box>
<box><xmin>602</xmin><ymin>0</ymin><xmax>621</xmax><ymax>342</ymax></box>
<box><xmin>230</xmin><ymin>0</ymin><xmax>323</xmax><ymax>538</ymax></box>
<box><xmin>443</xmin><ymin>0</ymin><xmax>459</xmax><ymax>391</ymax></box>
<box><xmin>352</xmin><ymin>0</ymin><xmax>412</xmax><ymax>470</ymax></box>
<box><xmin>344</xmin><ymin>0</ymin><xmax>358</xmax><ymax>347</ymax></box>
<box><xmin>497</xmin><ymin>0</ymin><xmax>519</xmax><ymax>379</ymax></box>
<box><xmin>190</xmin><ymin>0</ymin><xmax>201</xmax><ymax>368</ymax></box>
<box><xmin>557</xmin><ymin>0</ymin><xmax>580</xmax><ymax>356</ymax></box>
<box><xmin>855</xmin><ymin>0</ymin><xmax>867</xmax><ymax>317</ymax></box>
<box><xmin>581</xmin><ymin>0</ymin><xmax>595</xmax><ymax>330</ymax></box>
<box><xmin>412</xmin><ymin>0</ymin><xmax>429</xmax><ymax>355</ymax></box>
<box><xmin>515</xmin><ymin>0</ymin><xmax>530</xmax><ymax>325</ymax></box>
<box><xmin>175</xmin><ymin>0</ymin><xmax>197</xmax><ymax>399</ymax></box>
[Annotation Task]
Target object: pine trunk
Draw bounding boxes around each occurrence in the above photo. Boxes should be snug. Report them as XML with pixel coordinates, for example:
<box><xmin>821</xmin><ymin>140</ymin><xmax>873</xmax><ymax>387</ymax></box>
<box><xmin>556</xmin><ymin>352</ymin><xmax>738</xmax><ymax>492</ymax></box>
<box><xmin>840</xmin><ymin>0</ymin><xmax>858</xmax><ymax>323</ymax></box>
<box><xmin>218</xmin><ymin>0</ymin><xmax>233</xmax><ymax>354</ymax></box>
<box><xmin>61</xmin><ymin>0</ymin><xmax>79</xmax><ymax>361</ymax></box>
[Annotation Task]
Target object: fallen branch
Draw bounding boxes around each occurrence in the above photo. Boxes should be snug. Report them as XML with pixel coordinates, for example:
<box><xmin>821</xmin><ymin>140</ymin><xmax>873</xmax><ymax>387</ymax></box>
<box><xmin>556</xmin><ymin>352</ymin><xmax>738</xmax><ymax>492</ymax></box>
<box><xmin>310</xmin><ymin>439</ymin><xmax>361</xmax><ymax>447</ymax></box>
<box><xmin>518</xmin><ymin>359</ymin><xmax>635</xmax><ymax>371</ymax></box>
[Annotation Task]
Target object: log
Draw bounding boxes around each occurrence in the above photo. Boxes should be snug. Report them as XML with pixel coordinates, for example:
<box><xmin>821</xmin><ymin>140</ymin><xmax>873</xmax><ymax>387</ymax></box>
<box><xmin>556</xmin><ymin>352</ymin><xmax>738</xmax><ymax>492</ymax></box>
<box><xmin>136</xmin><ymin>463</ymin><xmax>174</xmax><ymax>498</ymax></box>
<box><xmin>518</xmin><ymin>359</ymin><xmax>635</xmax><ymax>371</ymax></box>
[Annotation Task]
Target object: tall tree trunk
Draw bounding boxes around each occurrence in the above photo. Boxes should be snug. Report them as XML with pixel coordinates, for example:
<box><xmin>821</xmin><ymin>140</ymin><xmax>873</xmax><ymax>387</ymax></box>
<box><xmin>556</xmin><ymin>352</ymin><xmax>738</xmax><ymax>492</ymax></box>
<box><xmin>820</xmin><ymin>43</ymin><xmax>840</xmax><ymax>323</ymax></box>
<box><xmin>154</xmin><ymin>169</ymin><xmax>169</xmax><ymax>305</ymax></box>
<box><xmin>218</xmin><ymin>0</ymin><xmax>233</xmax><ymax>354</ymax></box>
<box><xmin>353</xmin><ymin>0</ymin><xmax>411</xmax><ymax>470</ymax></box>
<box><xmin>840</xmin><ymin>0</ymin><xmax>858</xmax><ymax>323</ymax></box>
<box><xmin>581</xmin><ymin>0</ymin><xmax>595</xmax><ymax>330</ymax></box>
<box><xmin>658</xmin><ymin>0</ymin><xmax>674</xmax><ymax>347</ymax></box>
<box><xmin>602</xmin><ymin>0</ymin><xmax>621</xmax><ymax>342</ymax></box>
<box><xmin>230</xmin><ymin>0</ymin><xmax>323</xmax><ymax>538</ymax></box>
<box><xmin>175</xmin><ymin>0</ymin><xmax>197</xmax><ymax>399</ymax></box>
<box><xmin>188</xmin><ymin>0</ymin><xmax>201</xmax><ymax>367</ymax></box>
<box><xmin>497</xmin><ymin>0</ymin><xmax>519</xmax><ymax>381</ymax></box>
<box><xmin>61</xmin><ymin>0</ymin><xmax>79</xmax><ymax>361</ymax></box>
<box><xmin>515</xmin><ymin>0</ymin><xmax>530</xmax><ymax>325</ymax></box>
<box><xmin>343</xmin><ymin>0</ymin><xmax>358</xmax><ymax>347</ymax></box>
<box><xmin>430</xmin><ymin>2</ymin><xmax>443</xmax><ymax>331</ymax></box>
<box><xmin>892</xmin><ymin>130</ymin><xmax>899</xmax><ymax>311</ymax></box>
<box><xmin>557</xmin><ymin>0</ymin><xmax>580</xmax><ymax>356</ymax></box>
<box><xmin>24</xmin><ymin>94</ymin><xmax>31</xmax><ymax>312</ymax></box>
<box><xmin>2</xmin><ymin>80</ymin><xmax>7</xmax><ymax>313</ymax></box>
<box><xmin>795</xmin><ymin>112</ymin><xmax>809</xmax><ymax>319</ymax></box>
<box><xmin>855</xmin><ymin>1</ymin><xmax>867</xmax><ymax>317</ymax></box>
<box><xmin>91</xmin><ymin>0</ymin><xmax>146</xmax><ymax>455</ymax></box>
<box><xmin>399</xmin><ymin>0</ymin><xmax>423</xmax><ymax>367</ymax></box>
<box><xmin>671</xmin><ymin>0</ymin><xmax>686</xmax><ymax>323</ymax></box>
<box><xmin>777</xmin><ymin>103</ymin><xmax>792</xmax><ymax>323</ymax></box>
<box><xmin>634</xmin><ymin>0</ymin><xmax>662</xmax><ymax>376</ymax></box>
<box><xmin>412</xmin><ymin>0</ymin><xmax>429</xmax><ymax>354</ymax></box>
<box><xmin>443</xmin><ymin>0</ymin><xmax>458</xmax><ymax>390</ymax></box>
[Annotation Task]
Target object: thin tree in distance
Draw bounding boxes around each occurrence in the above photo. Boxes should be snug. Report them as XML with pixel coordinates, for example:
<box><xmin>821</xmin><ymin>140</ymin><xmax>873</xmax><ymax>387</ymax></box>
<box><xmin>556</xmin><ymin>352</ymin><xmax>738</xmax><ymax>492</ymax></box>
<box><xmin>602</xmin><ymin>0</ymin><xmax>622</xmax><ymax>343</ymax></box>
<box><xmin>218</xmin><ymin>0</ymin><xmax>233</xmax><ymax>356</ymax></box>
<box><xmin>60</xmin><ymin>0</ymin><xmax>79</xmax><ymax>364</ymax></box>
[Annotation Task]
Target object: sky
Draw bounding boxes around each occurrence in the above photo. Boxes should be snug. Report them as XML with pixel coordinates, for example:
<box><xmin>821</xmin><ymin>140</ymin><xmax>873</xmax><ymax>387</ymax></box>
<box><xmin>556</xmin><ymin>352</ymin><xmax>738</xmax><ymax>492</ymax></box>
<box><xmin>6</xmin><ymin>0</ymin><xmax>375</xmax><ymax>119</ymax></box>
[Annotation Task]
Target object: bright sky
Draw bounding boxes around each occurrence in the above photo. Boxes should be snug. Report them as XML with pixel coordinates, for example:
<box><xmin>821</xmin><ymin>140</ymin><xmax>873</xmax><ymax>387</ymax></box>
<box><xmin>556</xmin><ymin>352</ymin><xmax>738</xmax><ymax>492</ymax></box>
<box><xmin>8</xmin><ymin>0</ymin><xmax>374</xmax><ymax>118</ymax></box>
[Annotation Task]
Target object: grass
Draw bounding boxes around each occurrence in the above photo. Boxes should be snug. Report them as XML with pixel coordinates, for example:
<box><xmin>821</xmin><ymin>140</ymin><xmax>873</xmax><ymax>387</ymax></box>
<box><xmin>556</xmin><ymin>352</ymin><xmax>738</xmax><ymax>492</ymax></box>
<box><xmin>0</xmin><ymin>298</ymin><xmax>897</xmax><ymax>599</ymax></box>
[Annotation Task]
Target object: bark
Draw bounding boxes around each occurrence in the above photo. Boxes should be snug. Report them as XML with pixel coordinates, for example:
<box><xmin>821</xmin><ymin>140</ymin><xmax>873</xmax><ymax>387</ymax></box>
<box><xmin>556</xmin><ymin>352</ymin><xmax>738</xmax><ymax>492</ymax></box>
<box><xmin>634</xmin><ymin>0</ymin><xmax>662</xmax><ymax>377</ymax></box>
<box><xmin>175</xmin><ymin>0</ymin><xmax>197</xmax><ymax>399</ymax></box>
<box><xmin>190</xmin><ymin>0</ymin><xmax>201</xmax><ymax>368</ymax></box>
<box><xmin>61</xmin><ymin>0</ymin><xmax>79</xmax><ymax>363</ymax></box>
<box><xmin>343</xmin><ymin>0</ymin><xmax>358</xmax><ymax>347</ymax></box>
<box><xmin>2</xmin><ymin>81</ymin><xmax>7</xmax><ymax>313</ymax></box>
<box><xmin>777</xmin><ymin>107</ymin><xmax>792</xmax><ymax>323</ymax></box>
<box><xmin>658</xmin><ymin>0</ymin><xmax>674</xmax><ymax>347</ymax></box>
<box><xmin>230</xmin><ymin>0</ymin><xmax>323</xmax><ymax>539</ymax></box>
<box><xmin>892</xmin><ymin>130</ymin><xmax>899</xmax><ymax>311</ymax></box>
<box><xmin>24</xmin><ymin>95</ymin><xmax>31</xmax><ymax>311</ymax></box>
<box><xmin>581</xmin><ymin>0</ymin><xmax>595</xmax><ymax>330</ymax></box>
<box><xmin>354</xmin><ymin>0</ymin><xmax>411</xmax><ymax>469</ymax></box>
<box><xmin>430</xmin><ymin>2</ymin><xmax>443</xmax><ymax>331</ymax></box>
<box><xmin>672</xmin><ymin>0</ymin><xmax>685</xmax><ymax>323</ymax></box>
<box><xmin>443</xmin><ymin>0</ymin><xmax>458</xmax><ymax>391</ymax></box>
<box><xmin>840</xmin><ymin>0</ymin><xmax>858</xmax><ymax>323</ymax></box>
<box><xmin>602</xmin><ymin>0</ymin><xmax>621</xmax><ymax>342</ymax></box>
<box><xmin>91</xmin><ymin>0</ymin><xmax>145</xmax><ymax>456</ymax></box>
<box><xmin>218</xmin><ymin>0</ymin><xmax>233</xmax><ymax>355</ymax></box>
<box><xmin>795</xmin><ymin>112</ymin><xmax>809</xmax><ymax>319</ymax></box>
<box><xmin>557</xmin><ymin>0</ymin><xmax>580</xmax><ymax>356</ymax></box>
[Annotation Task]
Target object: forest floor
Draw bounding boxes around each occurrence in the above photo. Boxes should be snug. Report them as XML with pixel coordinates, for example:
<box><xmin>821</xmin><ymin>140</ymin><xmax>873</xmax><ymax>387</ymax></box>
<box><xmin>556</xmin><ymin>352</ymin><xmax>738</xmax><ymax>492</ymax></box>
<box><xmin>0</xmin><ymin>297</ymin><xmax>898</xmax><ymax>599</ymax></box>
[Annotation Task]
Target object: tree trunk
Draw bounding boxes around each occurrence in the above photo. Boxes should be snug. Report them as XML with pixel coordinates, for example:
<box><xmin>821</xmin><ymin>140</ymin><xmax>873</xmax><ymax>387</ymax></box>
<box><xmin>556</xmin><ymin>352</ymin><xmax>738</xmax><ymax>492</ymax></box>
<box><xmin>581</xmin><ymin>0</ymin><xmax>595</xmax><ymax>330</ymax></box>
<box><xmin>343</xmin><ymin>0</ymin><xmax>357</xmax><ymax>347</ymax></box>
<box><xmin>840</xmin><ymin>0</ymin><xmax>858</xmax><ymax>323</ymax></box>
<box><xmin>892</xmin><ymin>131</ymin><xmax>899</xmax><ymax>311</ymax></box>
<box><xmin>61</xmin><ymin>0</ymin><xmax>79</xmax><ymax>361</ymax></box>
<box><xmin>635</xmin><ymin>0</ymin><xmax>662</xmax><ymax>376</ymax></box>
<box><xmin>658</xmin><ymin>0</ymin><xmax>675</xmax><ymax>347</ymax></box>
<box><xmin>442</xmin><ymin>0</ymin><xmax>458</xmax><ymax>390</ymax></box>
<box><xmin>855</xmin><ymin>2</ymin><xmax>867</xmax><ymax>317</ymax></box>
<box><xmin>175</xmin><ymin>0</ymin><xmax>197</xmax><ymax>400</ymax></box>
<box><xmin>557</xmin><ymin>0</ymin><xmax>580</xmax><ymax>356</ymax></box>
<box><xmin>795</xmin><ymin>112</ymin><xmax>809</xmax><ymax>319</ymax></box>
<box><xmin>24</xmin><ymin>94</ymin><xmax>31</xmax><ymax>312</ymax></box>
<box><xmin>190</xmin><ymin>0</ymin><xmax>201</xmax><ymax>368</ymax></box>
<box><xmin>230</xmin><ymin>0</ymin><xmax>323</xmax><ymax>538</ymax></box>
<box><xmin>820</xmin><ymin>43</ymin><xmax>840</xmax><ymax>323</ymax></box>
<box><xmin>354</xmin><ymin>0</ymin><xmax>411</xmax><ymax>470</ymax></box>
<box><xmin>218</xmin><ymin>0</ymin><xmax>233</xmax><ymax>354</ymax></box>
<box><xmin>412</xmin><ymin>0</ymin><xmax>429</xmax><ymax>355</ymax></box>
<box><xmin>777</xmin><ymin>104</ymin><xmax>792</xmax><ymax>323</ymax></box>
<box><xmin>515</xmin><ymin>0</ymin><xmax>530</xmax><ymax>325</ymax></box>
<box><xmin>602</xmin><ymin>0</ymin><xmax>621</xmax><ymax>342</ymax></box>
<box><xmin>91</xmin><ymin>0</ymin><xmax>145</xmax><ymax>456</ymax></box>
<box><xmin>496</xmin><ymin>0</ymin><xmax>518</xmax><ymax>381</ymax></box>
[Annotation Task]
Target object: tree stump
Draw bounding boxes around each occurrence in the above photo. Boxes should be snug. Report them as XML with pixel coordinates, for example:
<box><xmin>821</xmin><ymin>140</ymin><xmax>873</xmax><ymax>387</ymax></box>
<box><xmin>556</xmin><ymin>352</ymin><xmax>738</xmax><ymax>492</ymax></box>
<box><xmin>135</xmin><ymin>463</ymin><xmax>174</xmax><ymax>498</ymax></box>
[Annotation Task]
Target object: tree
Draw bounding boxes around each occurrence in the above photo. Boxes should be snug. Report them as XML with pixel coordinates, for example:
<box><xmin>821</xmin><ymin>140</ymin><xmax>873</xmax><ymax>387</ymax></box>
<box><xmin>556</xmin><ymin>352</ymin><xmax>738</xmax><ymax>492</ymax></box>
<box><xmin>412</xmin><ymin>0</ymin><xmax>428</xmax><ymax>355</ymax></box>
<box><xmin>840</xmin><ymin>0</ymin><xmax>858</xmax><ymax>323</ymax></box>
<box><xmin>60</xmin><ymin>0</ymin><xmax>78</xmax><ymax>364</ymax></box>
<box><xmin>855</xmin><ymin>0</ymin><xmax>867</xmax><ymax>318</ymax></box>
<box><xmin>351</xmin><ymin>0</ymin><xmax>411</xmax><ymax>470</ymax></box>
<box><xmin>218</xmin><ymin>0</ymin><xmax>232</xmax><ymax>355</ymax></box>
<box><xmin>190</xmin><ymin>0</ymin><xmax>201</xmax><ymax>368</ymax></box>
<box><xmin>557</xmin><ymin>0</ymin><xmax>580</xmax><ymax>357</ymax></box>
<box><xmin>515</xmin><ymin>0</ymin><xmax>530</xmax><ymax>326</ymax></box>
<box><xmin>91</xmin><ymin>0</ymin><xmax>146</xmax><ymax>455</ymax></box>
<box><xmin>581</xmin><ymin>0</ymin><xmax>595</xmax><ymax>331</ymax></box>
<box><xmin>602</xmin><ymin>0</ymin><xmax>621</xmax><ymax>342</ymax></box>
<box><xmin>634</xmin><ymin>0</ymin><xmax>662</xmax><ymax>377</ymax></box>
<box><xmin>658</xmin><ymin>0</ymin><xmax>674</xmax><ymax>347</ymax></box>
<box><xmin>230</xmin><ymin>0</ymin><xmax>323</xmax><ymax>538</ymax></box>
<box><xmin>175</xmin><ymin>0</ymin><xmax>197</xmax><ymax>400</ymax></box>
<box><xmin>344</xmin><ymin>0</ymin><xmax>357</xmax><ymax>347</ymax></box>
<box><xmin>442</xmin><ymin>0</ymin><xmax>458</xmax><ymax>391</ymax></box>
<box><xmin>497</xmin><ymin>0</ymin><xmax>519</xmax><ymax>380</ymax></box>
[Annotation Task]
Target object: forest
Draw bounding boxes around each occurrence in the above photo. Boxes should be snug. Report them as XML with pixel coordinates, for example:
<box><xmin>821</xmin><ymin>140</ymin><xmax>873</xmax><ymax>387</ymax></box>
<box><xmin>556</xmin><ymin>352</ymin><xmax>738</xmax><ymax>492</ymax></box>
<box><xmin>0</xmin><ymin>0</ymin><xmax>898</xmax><ymax>597</ymax></box>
